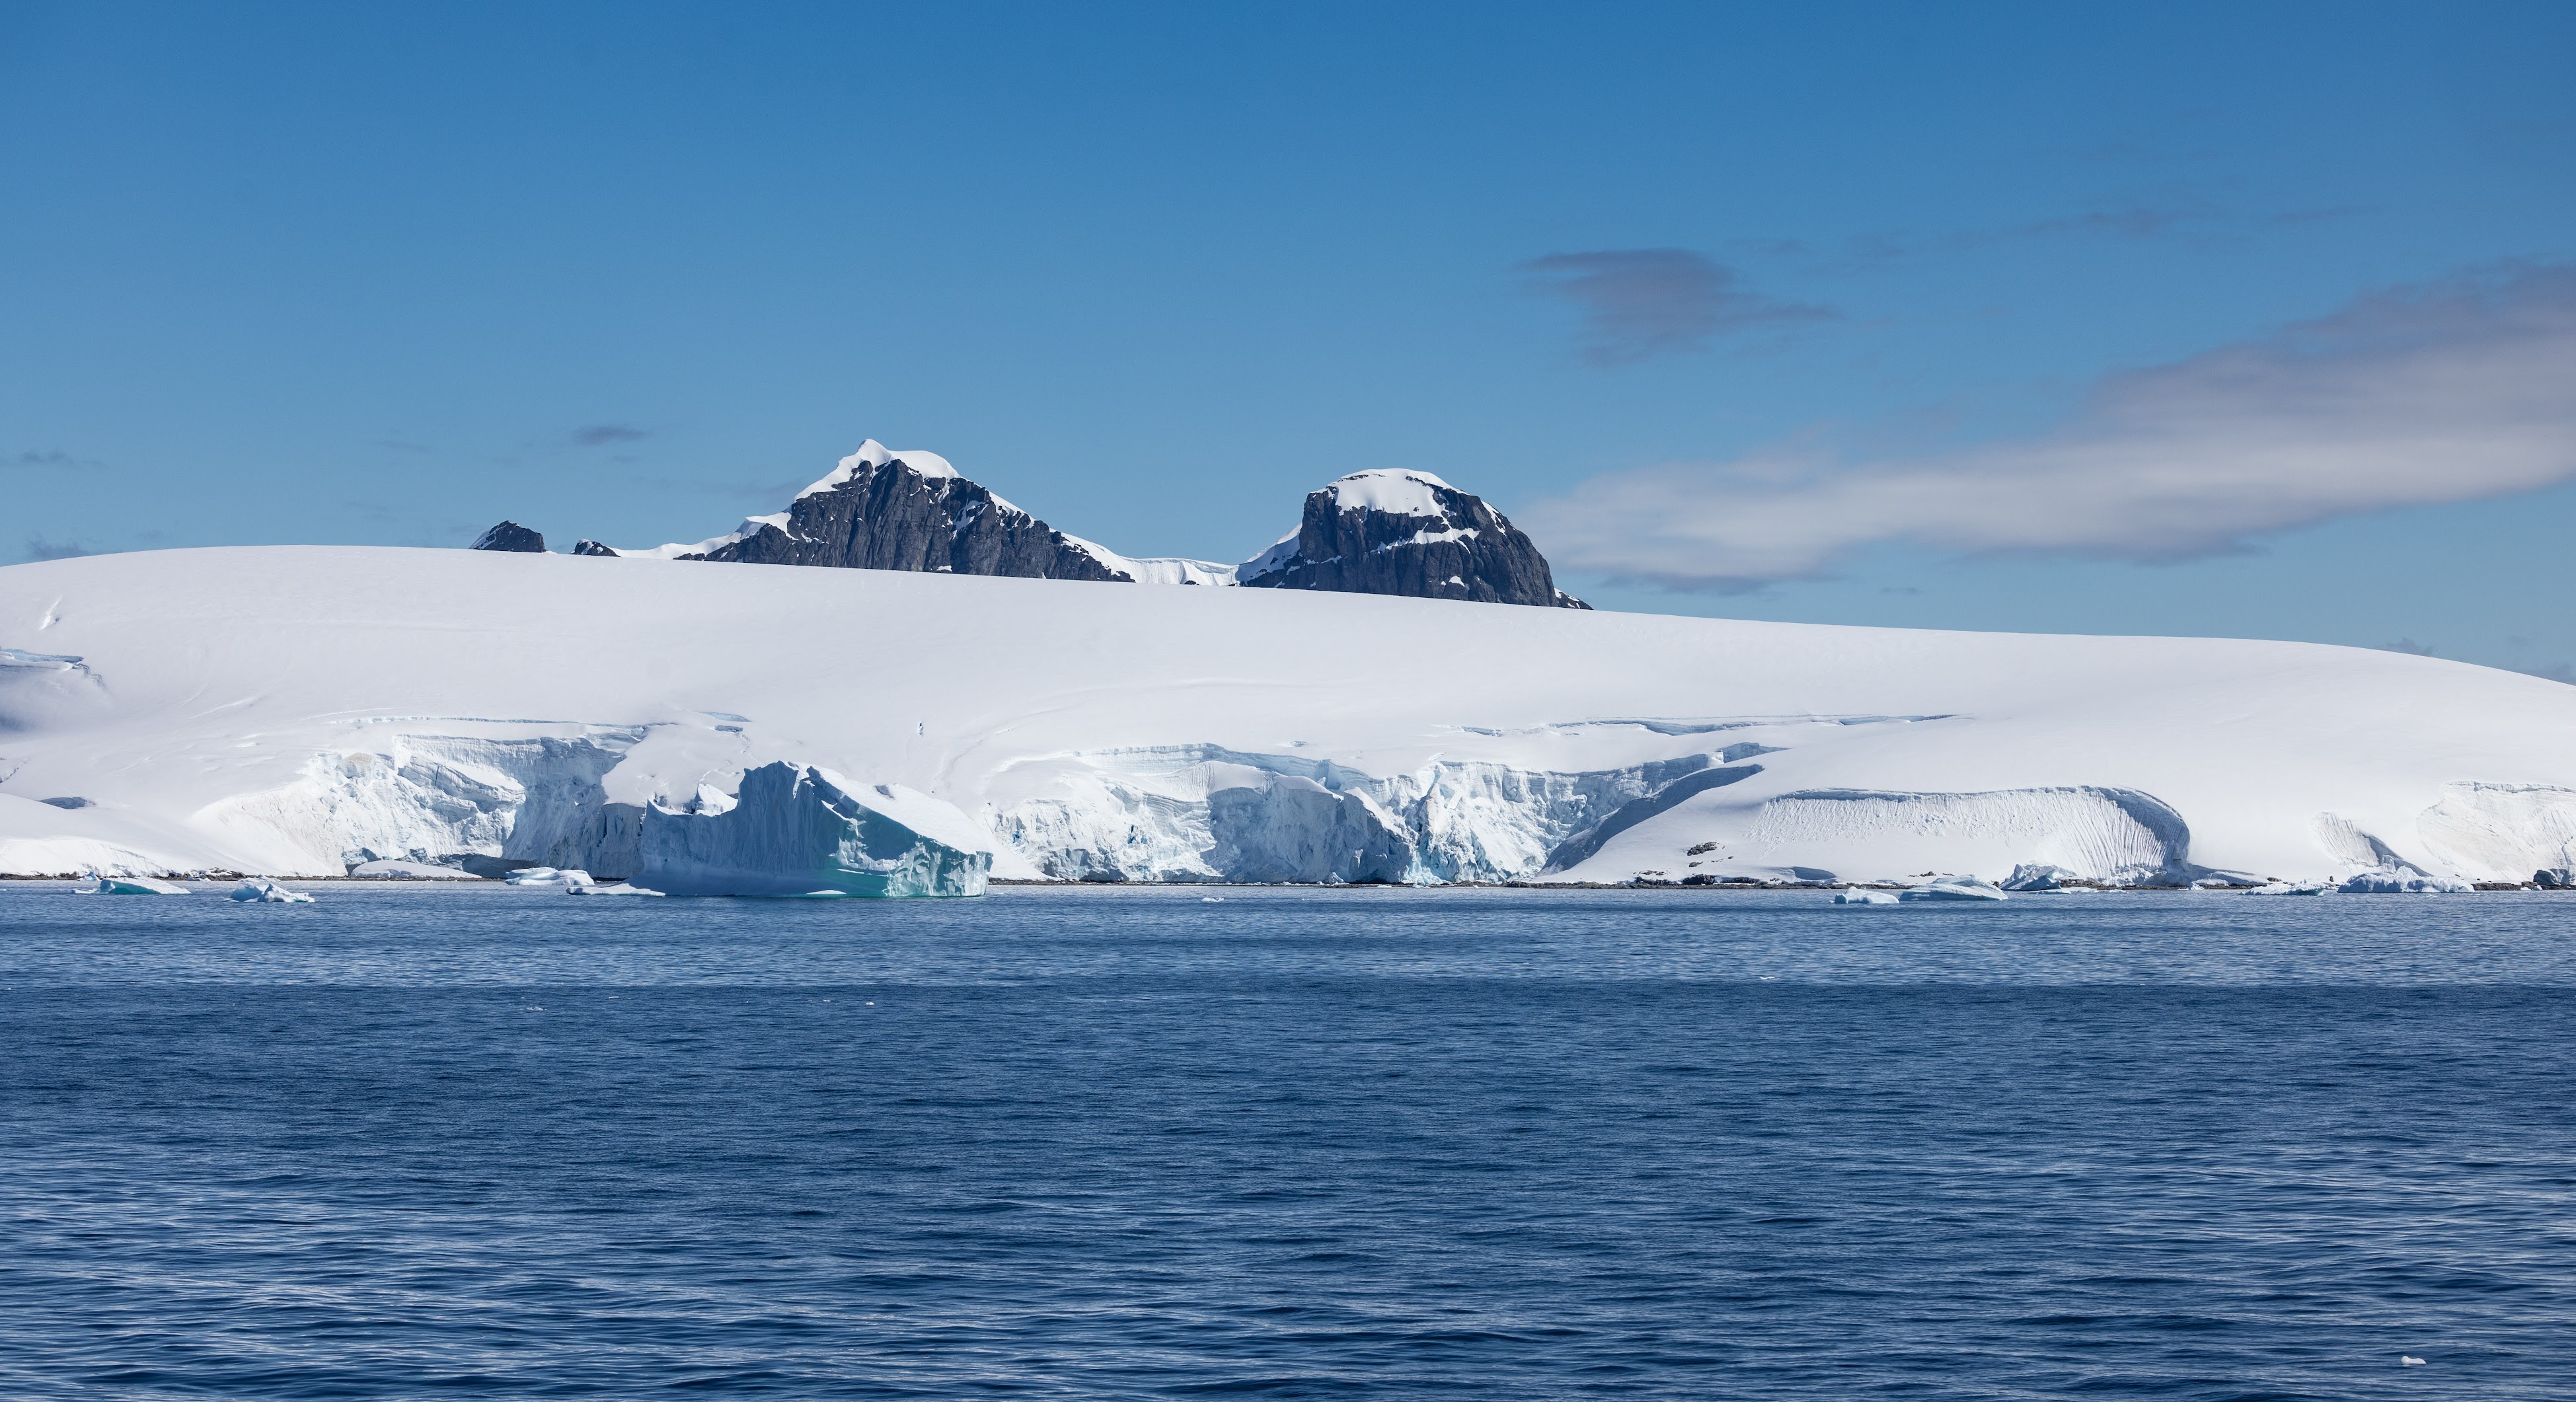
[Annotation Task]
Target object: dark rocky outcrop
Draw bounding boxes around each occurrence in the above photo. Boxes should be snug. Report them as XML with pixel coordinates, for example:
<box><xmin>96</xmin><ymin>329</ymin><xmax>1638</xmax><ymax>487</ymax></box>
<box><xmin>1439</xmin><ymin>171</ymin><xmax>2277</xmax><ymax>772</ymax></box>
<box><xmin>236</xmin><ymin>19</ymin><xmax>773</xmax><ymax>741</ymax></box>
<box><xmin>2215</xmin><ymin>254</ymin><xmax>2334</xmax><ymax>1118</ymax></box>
<box><xmin>471</xmin><ymin>521</ymin><xmax>547</xmax><ymax>552</ymax></box>
<box><xmin>681</xmin><ymin>448</ymin><xmax>1131</xmax><ymax>582</ymax></box>
<box><xmin>1238</xmin><ymin>470</ymin><xmax>1586</xmax><ymax>608</ymax></box>
<box><xmin>489</xmin><ymin>442</ymin><xmax>1589</xmax><ymax>607</ymax></box>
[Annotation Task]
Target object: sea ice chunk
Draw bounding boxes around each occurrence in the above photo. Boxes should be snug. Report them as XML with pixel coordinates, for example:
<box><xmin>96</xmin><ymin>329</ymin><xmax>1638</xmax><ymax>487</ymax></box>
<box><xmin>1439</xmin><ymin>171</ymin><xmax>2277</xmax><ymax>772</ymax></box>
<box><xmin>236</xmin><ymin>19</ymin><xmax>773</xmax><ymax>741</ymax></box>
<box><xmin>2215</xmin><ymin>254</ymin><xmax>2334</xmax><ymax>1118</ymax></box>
<box><xmin>84</xmin><ymin>873</ymin><xmax>188</xmax><ymax>895</ymax></box>
<box><xmin>505</xmin><ymin>866</ymin><xmax>591</xmax><ymax>886</ymax></box>
<box><xmin>2000</xmin><ymin>863</ymin><xmax>2074</xmax><ymax>891</ymax></box>
<box><xmin>568</xmin><ymin>877</ymin><xmax>664</xmax><ymax>895</ymax></box>
<box><xmin>229</xmin><ymin>879</ymin><xmax>314</xmax><ymax>903</ymax></box>
<box><xmin>1831</xmin><ymin>888</ymin><xmax>1898</xmax><ymax>904</ymax></box>
<box><xmin>2337</xmin><ymin>867</ymin><xmax>2472</xmax><ymax>893</ymax></box>
<box><xmin>348</xmin><ymin>859</ymin><xmax>484</xmax><ymax>879</ymax></box>
<box><xmin>1898</xmin><ymin>879</ymin><xmax>2010</xmax><ymax>902</ymax></box>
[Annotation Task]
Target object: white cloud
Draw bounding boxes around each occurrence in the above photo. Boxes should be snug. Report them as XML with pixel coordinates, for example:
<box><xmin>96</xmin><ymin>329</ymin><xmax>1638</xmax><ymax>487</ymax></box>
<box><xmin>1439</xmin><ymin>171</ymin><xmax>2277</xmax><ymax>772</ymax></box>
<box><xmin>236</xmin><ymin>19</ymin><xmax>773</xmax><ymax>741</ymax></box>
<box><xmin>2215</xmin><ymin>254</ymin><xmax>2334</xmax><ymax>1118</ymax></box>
<box><xmin>1525</xmin><ymin>266</ymin><xmax>2576</xmax><ymax>589</ymax></box>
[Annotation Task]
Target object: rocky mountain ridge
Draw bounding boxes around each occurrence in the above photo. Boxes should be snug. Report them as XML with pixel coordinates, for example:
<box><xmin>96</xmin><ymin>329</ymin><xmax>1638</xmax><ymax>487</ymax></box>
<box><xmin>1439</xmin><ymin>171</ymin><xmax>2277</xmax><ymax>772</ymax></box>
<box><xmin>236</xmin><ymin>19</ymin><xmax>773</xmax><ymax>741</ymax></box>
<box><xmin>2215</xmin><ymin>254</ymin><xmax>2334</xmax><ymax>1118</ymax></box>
<box><xmin>475</xmin><ymin>441</ymin><xmax>1583</xmax><ymax>607</ymax></box>
<box><xmin>1238</xmin><ymin>468</ymin><xmax>1586</xmax><ymax>609</ymax></box>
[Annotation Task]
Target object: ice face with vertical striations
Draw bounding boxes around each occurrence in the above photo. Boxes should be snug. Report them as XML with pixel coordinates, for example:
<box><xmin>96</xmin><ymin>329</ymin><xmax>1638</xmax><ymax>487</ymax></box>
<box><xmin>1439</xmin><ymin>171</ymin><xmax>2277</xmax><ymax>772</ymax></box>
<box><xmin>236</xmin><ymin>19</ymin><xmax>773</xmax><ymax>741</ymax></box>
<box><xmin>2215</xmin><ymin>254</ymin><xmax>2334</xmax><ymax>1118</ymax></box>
<box><xmin>640</xmin><ymin>763</ymin><xmax>991</xmax><ymax>897</ymax></box>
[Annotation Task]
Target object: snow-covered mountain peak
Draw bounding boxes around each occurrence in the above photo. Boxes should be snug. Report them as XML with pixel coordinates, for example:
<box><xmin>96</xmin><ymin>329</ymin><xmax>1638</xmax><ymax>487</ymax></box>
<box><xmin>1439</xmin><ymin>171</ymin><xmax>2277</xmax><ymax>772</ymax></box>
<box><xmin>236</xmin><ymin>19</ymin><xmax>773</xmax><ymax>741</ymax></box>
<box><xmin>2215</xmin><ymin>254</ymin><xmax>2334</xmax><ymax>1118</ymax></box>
<box><xmin>1326</xmin><ymin>468</ymin><xmax>1455</xmax><ymax>517</ymax></box>
<box><xmin>490</xmin><ymin>438</ymin><xmax>1568</xmax><ymax>604</ymax></box>
<box><xmin>796</xmin><ymin>441</ymin><xmax>958</xmax><ymax>501</ymax></box>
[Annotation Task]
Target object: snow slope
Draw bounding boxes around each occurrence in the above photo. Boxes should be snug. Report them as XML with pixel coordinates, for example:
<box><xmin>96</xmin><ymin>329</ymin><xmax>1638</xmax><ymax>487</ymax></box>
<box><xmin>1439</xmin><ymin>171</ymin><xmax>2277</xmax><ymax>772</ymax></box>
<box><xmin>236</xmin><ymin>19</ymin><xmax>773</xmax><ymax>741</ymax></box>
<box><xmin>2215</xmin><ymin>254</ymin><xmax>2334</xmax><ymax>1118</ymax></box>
<box><xmin>5</xmin><ymin>546</ymin><xmax>2575</xmax><ymax>891</ymax></box>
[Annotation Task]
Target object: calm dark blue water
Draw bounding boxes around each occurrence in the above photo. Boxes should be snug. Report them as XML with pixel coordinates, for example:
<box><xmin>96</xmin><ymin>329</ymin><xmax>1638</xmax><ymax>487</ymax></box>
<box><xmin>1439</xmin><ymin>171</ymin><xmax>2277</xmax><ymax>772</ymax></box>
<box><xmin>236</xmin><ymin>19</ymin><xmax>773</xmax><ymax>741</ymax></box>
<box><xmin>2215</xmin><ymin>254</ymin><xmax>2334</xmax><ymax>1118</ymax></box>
<box><xmin>3</xmin><ymin>885</ymin><xmax>2573</xmax><ymax>1399</ymax></box>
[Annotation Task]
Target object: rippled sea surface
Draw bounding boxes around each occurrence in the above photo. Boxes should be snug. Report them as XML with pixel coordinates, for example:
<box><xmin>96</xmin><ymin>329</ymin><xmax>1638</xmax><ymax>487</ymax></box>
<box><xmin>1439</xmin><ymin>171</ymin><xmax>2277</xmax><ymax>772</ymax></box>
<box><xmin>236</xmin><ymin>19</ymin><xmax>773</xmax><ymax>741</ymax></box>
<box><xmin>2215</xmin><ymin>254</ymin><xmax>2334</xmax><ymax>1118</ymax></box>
<box><xmin>3</xmin><ymin>884</ymin><xmax>2573</xmax><ymax>1399</ymax></box>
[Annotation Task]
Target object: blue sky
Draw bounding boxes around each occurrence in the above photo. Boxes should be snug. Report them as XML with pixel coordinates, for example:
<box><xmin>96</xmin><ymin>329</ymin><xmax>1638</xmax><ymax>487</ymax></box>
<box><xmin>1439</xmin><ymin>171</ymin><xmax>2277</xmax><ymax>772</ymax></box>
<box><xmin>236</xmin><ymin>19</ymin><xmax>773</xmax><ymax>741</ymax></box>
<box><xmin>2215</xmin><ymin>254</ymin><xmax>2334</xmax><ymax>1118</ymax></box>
<box><xmin>5</xmin><ymin>2</ymin><xmax>2572</xmax><ymax>675</ymax></box>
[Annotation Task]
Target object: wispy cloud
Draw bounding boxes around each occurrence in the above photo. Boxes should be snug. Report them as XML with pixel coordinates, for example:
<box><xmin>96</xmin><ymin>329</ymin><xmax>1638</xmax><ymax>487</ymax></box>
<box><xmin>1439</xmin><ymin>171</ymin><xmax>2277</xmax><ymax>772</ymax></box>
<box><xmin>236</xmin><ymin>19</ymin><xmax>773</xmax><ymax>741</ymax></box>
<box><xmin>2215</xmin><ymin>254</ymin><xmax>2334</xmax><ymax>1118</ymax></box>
<box><xmin>1524</xmin><ymin>265</ymin><xmax>2576</xmax><ymax>590</ymax></box>
<box><xmin>572</xmin><ymin>424</ymin><xmax>650</xmax><ymax>447</ymax></box>
<box><xmin>23</xmin><ymin>536</ymin><xmax>95</xmax><ymax>562</ymax></box>
<box><xmin>11</xmin><ymin>449</ymin><xmax>101</xmax><ymax>470</ymax></box>
<box><xmin>1803</xmin><ymin>201</ymin><xmax>2361</xmax><ymax>270</ymax></box>
<box><xmin>1520</xmin><ymin>249</ymin><xmax>1834</xmax><ymax>365</ymax></box>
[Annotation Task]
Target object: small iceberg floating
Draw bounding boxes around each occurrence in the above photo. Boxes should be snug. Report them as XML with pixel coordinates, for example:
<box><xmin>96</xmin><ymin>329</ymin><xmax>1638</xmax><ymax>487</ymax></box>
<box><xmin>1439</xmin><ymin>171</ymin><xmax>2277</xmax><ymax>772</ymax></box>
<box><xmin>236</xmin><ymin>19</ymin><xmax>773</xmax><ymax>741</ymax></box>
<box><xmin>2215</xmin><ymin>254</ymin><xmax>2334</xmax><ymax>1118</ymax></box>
<box><xmin>347</xmin><ymin>859</ymin><xmax>484</xmax><ymax>879</ymax></box>
<box><xmin>568</xmin><ymin>879</ymin><xmax>665</xmax><ymax>897</ymax></box>
<box><xmin>230</xmin><ymin>879</ymin><xmax>314</xmax><ymax>903</ymax></box>
<box><xmin>512</xmin><ymin>866</ymin><xmax>663</xmax><ymax>895</ymax></box>
<box><xmin>82</xmin><ymin>873</ymin><xmax>190</xmax><ymax>895</ymax></box>
<box><xmin>1831</xmin><ymin>889</ymin><xmax>1898</xmax><ymax>905</ymax></box>
<box><xmin>2246</xmin><ymin>880</ymin><xmax>2333</xmax><ymax>896</ymax></box>
<box><xmin>505</xmin><ymin>866</ymin><xmax>590</xmax><ymax>887</ymax></box>
<box><xmin>2337</xmin><ymin>867</ymin><xmax>2472</xmax><ymax>894</ymax></box>
<box><xmin>1898</xmin><ymin>879</ymin><xmax>2010</xmax><ymax>903</ymax></box>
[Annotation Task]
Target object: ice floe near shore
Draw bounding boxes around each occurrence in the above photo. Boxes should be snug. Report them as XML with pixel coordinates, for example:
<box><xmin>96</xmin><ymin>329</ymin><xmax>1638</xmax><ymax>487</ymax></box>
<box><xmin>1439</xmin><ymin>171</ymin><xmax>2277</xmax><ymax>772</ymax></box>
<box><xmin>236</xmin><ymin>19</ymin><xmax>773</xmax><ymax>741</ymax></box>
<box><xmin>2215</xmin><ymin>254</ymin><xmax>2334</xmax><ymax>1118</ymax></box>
<box><xmin>83</xmin><ymin>873</ymin><xmax>188</xmax><ymax>895</ymax></box>
<box><xmin>5</xmin><ymin>546</ymin><xmax>2576</xmax><ymax>895</ymax></box>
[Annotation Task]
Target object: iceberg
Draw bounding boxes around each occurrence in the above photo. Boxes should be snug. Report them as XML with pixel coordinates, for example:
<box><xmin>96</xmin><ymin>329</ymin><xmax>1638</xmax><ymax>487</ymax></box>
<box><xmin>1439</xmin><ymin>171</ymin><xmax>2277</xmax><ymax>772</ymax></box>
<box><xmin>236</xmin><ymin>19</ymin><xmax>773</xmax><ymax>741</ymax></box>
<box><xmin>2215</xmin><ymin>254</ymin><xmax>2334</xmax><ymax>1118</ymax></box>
<box><xmin>1831</xmin><ymin>888</ymin><xmax>1899</xmax><ymax>904</ymax></box>
<box><xmin>229</xmin><ymin>879</ymin><xmax>313</xmax><ymax>903</ymax></box>
<box><xmin>2336</xmin><ymin>867</ymin><xmax>2473</xmax><ymax>894</ymax></box>
<box><xmin>504</xmin><ymin>866</ymin><xmax>591</xmax><ymax>887</ymax></box>
<box><xmin>1898</xmin><ymin>879</ymin><xmax>2010</xmax><ymax>902</ymax></box>
<box><xmin>638</xmin><ymin>762</ymin><xmax>991</xmax><ymax>897</ymax></box>
<box><xmin>84</xmin><ymin>873</ymin><xmax>189</xmax><ymax>895</ymax></box>
<box><xmin>568</xmin><ymin>881</ymin><xmax>664</xmax><ymax>896</ymax></box>
<box><xmin>348</xmin><ymin>859</ymin><xmax>485</xmax><ymax>879</ymax></box>
<box><xmin>2000</xmin><ymin>863</ymin><xmax>2075</xmax><ymax>891</ymax></box>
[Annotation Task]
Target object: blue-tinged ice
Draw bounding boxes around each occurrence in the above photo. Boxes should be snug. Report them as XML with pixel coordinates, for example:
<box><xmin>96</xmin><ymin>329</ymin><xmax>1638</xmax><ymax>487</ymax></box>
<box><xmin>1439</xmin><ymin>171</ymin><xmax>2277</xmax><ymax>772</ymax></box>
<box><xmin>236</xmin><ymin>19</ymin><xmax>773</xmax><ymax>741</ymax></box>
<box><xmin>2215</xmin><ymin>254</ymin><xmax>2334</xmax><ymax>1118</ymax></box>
<box><xmin>83</xmin><ymin>873</ymin><xmax>188</xmax><ymax>895</ymax></box>
<box><xmin>1897</xmin><ymin>879</ymin><xmax>2009</xmax><ymax>902</ymax></box>
<box><xmin>638</xmin><ymin>762</ymin><xmax>991</xmax><ymax>898</ymax></box>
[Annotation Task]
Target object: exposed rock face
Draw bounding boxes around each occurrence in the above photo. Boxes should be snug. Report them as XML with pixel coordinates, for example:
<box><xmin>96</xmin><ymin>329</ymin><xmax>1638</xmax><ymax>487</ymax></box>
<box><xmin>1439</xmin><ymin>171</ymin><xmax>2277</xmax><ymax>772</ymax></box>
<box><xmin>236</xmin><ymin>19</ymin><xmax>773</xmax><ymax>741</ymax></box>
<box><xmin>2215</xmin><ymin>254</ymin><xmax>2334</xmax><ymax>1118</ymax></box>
<box><xmin>470</xmin><ymin>521</ymin><xmax>547</xmax><ymax>552</ymax></box>
<box><xmin>1238</xmin><ymin>469</ymin><xmax>1585</xmax><ymax>608</ymax></box>
<box><xmin>680</xmin><ymin>445</ymin><xmax>1131</xmax><ymax>582</ymax></box>
<box><xmin>515</xmin><ymin>442</ymin><xmax>1589</xmax><ymax>606</ymax></box>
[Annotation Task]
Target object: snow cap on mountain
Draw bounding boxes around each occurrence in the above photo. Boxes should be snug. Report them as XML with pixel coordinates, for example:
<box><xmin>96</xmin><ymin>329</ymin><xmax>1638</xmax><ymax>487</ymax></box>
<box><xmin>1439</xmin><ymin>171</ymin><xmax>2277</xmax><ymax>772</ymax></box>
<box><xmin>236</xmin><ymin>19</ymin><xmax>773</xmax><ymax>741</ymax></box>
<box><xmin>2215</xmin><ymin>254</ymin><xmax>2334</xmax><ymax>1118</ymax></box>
<box><xmin>1327</xmin><ymin>469</ymin><xmax>1455</xmax><ymax>518</ymax></box>
<box><xmin>1242</xmin><ymin>469</ymin><xmax>1585</xmax><ymax>608</ymax></box>
<box><xmin>795</xmin><ymin>440</ymin><xmax>958</xmax><ymax>501</ymax></box>
<box><xmin>490</xmin><ymin>438</ymin><xmax>1560</xmax><ymax>605</ymax></box>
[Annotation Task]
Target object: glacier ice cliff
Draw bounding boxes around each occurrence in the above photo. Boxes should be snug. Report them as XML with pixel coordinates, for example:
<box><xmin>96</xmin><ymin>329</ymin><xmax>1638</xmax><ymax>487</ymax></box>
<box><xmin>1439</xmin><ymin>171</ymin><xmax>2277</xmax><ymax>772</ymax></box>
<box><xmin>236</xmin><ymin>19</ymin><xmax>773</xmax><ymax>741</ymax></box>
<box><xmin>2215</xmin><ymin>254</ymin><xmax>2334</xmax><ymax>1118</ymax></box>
<box><xmin>989</xmin><ymin>745</ymin><xmax>1755</xmax><ymax>883</ymax></box>
<box><xmin>641</xmin><ymin>763</ymin><xmax>991</xmax><ymax>897</ymax></box>
<box><xmin>7</xmin><ymin>546</ymin><xmax>2576</xmax><ymax>891</ymax></box>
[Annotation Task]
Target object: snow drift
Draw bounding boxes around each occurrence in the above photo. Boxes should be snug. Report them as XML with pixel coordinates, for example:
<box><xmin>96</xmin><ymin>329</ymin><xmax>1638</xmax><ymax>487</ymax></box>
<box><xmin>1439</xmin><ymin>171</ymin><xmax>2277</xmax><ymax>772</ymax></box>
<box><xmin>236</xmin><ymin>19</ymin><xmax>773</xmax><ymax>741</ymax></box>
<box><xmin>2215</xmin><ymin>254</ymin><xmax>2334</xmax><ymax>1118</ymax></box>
<box><xmin>4</xmin><ymin>545</ymin><xmax>2575</xmax><ymax>892</ymax></box>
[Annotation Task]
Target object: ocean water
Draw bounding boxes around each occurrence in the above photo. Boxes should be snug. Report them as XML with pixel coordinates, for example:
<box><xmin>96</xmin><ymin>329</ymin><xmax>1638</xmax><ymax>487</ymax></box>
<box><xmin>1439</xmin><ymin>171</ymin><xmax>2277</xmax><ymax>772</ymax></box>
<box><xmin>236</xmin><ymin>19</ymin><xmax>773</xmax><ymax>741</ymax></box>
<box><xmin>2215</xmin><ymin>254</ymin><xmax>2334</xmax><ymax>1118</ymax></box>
<box><xmin>3</xmin><ymin>885</ymin><xmax>2573</xmax><ymax>1399</ymax></box>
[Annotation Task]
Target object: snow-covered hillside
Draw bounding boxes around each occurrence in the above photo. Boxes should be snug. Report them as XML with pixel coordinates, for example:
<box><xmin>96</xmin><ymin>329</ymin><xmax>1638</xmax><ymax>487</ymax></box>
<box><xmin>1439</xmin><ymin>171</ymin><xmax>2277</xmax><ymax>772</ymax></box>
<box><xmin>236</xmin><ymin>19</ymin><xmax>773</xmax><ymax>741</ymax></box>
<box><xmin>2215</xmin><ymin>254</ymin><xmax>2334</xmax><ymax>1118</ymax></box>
<box><xmin>5</xmin><ymin>545</ymin><xmax>2575</xmax><ymax>893</ymax></box>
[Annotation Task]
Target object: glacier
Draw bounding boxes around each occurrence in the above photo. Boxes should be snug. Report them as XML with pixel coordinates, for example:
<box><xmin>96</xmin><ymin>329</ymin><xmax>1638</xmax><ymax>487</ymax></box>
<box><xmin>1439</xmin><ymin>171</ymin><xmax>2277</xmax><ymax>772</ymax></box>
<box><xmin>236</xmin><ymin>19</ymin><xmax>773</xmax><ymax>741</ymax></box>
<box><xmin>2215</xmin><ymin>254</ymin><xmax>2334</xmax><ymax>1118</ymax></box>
<box><xmin>4</xmin><ymin>545</ymin><xmax>2576</xmax><ymax>893</ymax></box>
<box><xmin>639</xmin><ymin>763</ymin><xmax>991</xmax><ymax>897</ymax></box>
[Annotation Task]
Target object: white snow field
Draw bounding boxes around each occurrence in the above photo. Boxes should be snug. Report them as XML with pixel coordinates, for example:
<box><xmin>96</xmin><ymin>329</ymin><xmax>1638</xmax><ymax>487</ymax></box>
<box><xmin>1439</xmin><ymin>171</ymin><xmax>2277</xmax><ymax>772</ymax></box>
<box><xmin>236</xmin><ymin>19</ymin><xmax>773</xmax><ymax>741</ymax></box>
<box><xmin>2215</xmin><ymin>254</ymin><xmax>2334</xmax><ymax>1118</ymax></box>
<box><xmin>5</xmin><ymin>545</ymin><xmax>2576</xmax><ymax>895</ymax></box>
